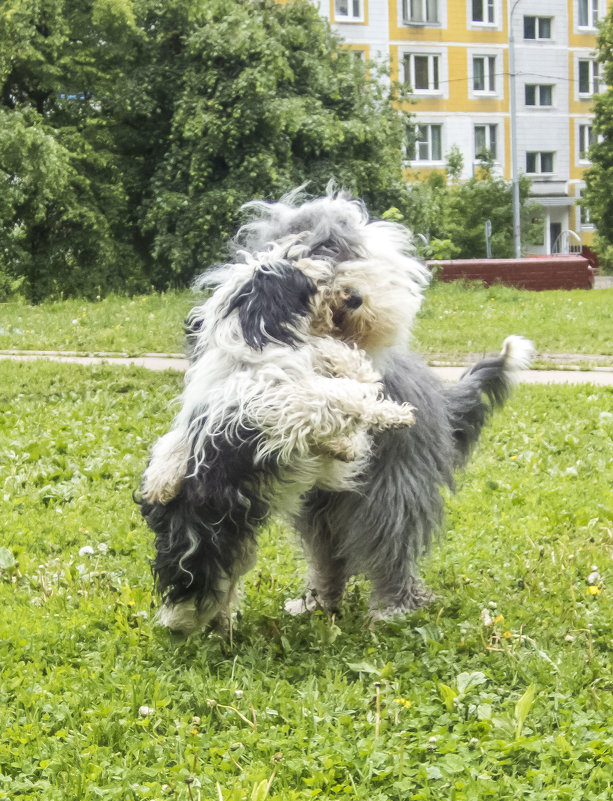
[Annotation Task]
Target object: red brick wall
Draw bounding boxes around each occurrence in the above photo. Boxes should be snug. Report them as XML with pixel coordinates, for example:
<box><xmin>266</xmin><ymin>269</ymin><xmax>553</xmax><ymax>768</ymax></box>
<box><xmin>429</xmin><ymin>256</ymin><xmax>594</xmax><ymax>291</ymax></box>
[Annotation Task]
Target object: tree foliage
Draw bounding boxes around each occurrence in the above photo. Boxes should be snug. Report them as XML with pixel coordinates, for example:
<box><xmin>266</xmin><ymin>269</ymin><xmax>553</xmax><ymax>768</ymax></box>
<box><xmin>0</xmin><ymin>0</ymin><xmax>412</xmax><ymax>299</ymax></box>
<box><xmin>139</xmin><ymin>0</ymin><xmax>413</xmax><ymax>285</ymax></box>
<box><xmin>0</xmin><ymin>0</ymin><xmax>142</xmax><ymax>300</ymax></box>
<box><xmin>393</xmin><ymin>157</ymin><xmax>542</xmax><ymax>261</ymax></box>
<box><xmin>583</xmin><ymin>5</ymin><xmax>613</xmax><ymax>273</ymax></box>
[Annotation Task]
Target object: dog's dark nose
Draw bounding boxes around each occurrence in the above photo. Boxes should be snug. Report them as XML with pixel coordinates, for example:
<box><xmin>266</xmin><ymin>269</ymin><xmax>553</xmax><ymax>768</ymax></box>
<box><xmin>345</xmin><ymin>290</ymin><xmax>363</xmax><ymax>310</ymax></box>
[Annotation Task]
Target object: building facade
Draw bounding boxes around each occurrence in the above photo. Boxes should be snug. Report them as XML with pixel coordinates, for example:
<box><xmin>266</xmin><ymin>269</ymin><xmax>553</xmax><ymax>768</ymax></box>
<box><xmin>318</xmin><ymin>0</ymin><xmax>611</xmax><ymax>256</ymax></box>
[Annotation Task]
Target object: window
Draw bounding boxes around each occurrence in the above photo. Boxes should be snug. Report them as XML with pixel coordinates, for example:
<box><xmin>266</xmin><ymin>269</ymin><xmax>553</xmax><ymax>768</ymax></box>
<box><xmin>335</xmin><ymin>0</ymin><xmax>363</xmax><ymax>20</ymax></box>
<box><xmin>404</xmin><ymin>53</ymin><xmax>440</xmax><ymax>92</ymax></box>
<box><xmin>579</xmin><ymin>190</ymin><xmax>592</xmax><ymax>226</ymax></box>
<box><xmin>408</xmin><ymin>124</ymin><xmax>442</xmax><ymax>161</ymax></box>
<box><xmin>403</xmin><ymin>0</ymin><xmax>439</xmax><ymax>23</ymax></box>
<box><xmin>578</xmin><ymin>59</ymin><xmax>600</xmax><ymax>95</ymax></box>
<box><xmin>579</xmin><ymin>124</ymin><xmax>595</xmax><ymax>160</ymax></box>
<box><xmin>473</xmin><ymin>56</ymin><xmax>496</xmax><ymax>92</ymax></box>
<box><xmin>523</xmin><ymin>16</ymin><xmax>552</xmax><ymax>39</ymax></box>
<box><xmin>578</xmin><ymin>0</ymin><xmax>599</xmax><ymax>28</ymax></box>
<box><xmin>526</xmin><ymin>151</ymin><xmax>554</xmax><ymax>174</ymax></box>
<box><xmin>474</xmin><ymin>124</ymin><xmax>497</xmax><ymax>160</ymax></box>
<box><xmin>472</xmin><ymin>0</ymin><xmax>494</xmax><ymax>24</ymax></box>
<box><xmin>525</xmin><ymin>84</ymin><xmax>553</xmax><ymax>106</ymax></box>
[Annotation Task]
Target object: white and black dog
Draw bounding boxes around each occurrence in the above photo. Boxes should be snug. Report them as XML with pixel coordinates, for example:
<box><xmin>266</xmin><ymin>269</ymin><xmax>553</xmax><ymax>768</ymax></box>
<box><xmin>139</xmin><ymin>188</ymin><xmax>534</xmax><ymax>632</ymax></box>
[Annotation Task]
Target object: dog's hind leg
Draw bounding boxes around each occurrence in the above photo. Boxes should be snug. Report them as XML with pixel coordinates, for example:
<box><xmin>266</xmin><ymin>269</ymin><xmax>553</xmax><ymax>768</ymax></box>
<box><xmin>285</xmin><ymin>527</ymin><xmax>348</xmax><ymax>616</ymax></box>
<box><xmin>367</xmin><ymin>558</ymin><xmax>436</xmax><ymax>622</ymax></box>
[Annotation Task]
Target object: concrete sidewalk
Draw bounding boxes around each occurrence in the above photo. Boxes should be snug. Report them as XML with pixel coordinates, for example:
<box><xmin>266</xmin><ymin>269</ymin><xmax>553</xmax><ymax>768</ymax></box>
<box><xmin>2</xmin><ymin>350</ymin><xmax>613</xmax><ymax>386</ymax></box>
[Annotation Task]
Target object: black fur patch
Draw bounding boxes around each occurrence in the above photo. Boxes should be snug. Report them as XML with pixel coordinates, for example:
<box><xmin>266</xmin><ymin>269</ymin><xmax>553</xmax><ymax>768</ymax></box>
<box><xmin>225</xmin><ymin>261</ymin><xmax>317</xmax><ymax>349</ymax></box>
<box><xmin>139</xmin><ymin>418</ymin><xmax>279</xmax><ymax>609</ymax></box>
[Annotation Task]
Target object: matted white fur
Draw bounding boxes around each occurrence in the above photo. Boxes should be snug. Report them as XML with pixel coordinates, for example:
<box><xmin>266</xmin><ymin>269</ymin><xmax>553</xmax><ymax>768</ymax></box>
<box><xmin>500</xmin><ymin>335</ymin><xmax>536</xmax><ymax>376</ymax></box>
<box><xmin>142</xmin><ymin>332</ymin><xmax>415</xmax><ymax>509</ymax></box>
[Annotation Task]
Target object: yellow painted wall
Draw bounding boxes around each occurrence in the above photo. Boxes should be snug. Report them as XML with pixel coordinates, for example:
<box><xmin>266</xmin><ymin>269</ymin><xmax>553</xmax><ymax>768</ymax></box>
<box><xmin>389</xmin><ymin>1</ymin><xmax>508</xmax><ymax>42</ymax></box>
<box><xmin>390</xmin><ymin>47</ymin><xmax>509</xmax><ymax>114</ymax></box>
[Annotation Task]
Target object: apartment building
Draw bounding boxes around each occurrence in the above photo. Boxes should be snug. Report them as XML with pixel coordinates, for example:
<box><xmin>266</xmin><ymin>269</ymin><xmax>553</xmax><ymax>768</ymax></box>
<box><xmin>318</xmin><ymin>0</ymin><xmax>610</xmax><ymax>255</ymax></box>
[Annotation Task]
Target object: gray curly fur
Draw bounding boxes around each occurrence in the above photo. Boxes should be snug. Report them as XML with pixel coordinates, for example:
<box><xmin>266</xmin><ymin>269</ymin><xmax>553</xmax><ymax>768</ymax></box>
<box><xmin>294</xmin><ymin>348</ymin><xmax>520</xmax><ymax>615</ymax></box>
<box><xmin>236</xmin><ymin>187</ymin><xmax>378</xmax><ymax>263</ymax></box>
<box><xmin>234</xmin><ymin>187</ymin><xmax>531</xmax><ymax>618</ymax></box>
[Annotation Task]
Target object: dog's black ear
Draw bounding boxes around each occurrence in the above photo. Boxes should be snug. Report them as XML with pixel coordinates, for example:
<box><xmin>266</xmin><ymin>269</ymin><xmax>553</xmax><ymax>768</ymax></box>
<box><xmin>225</xmin><ymin>261</ymin><xmax>317</xmax><ymax>349</ymax></box>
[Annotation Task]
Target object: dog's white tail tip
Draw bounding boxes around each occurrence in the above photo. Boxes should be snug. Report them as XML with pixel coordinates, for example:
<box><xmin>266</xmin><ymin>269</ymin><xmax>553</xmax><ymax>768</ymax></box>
<box><xmin>501</xmin><ymin>335</ymin><xmax>536</xmax><ymax>372</ymax></box>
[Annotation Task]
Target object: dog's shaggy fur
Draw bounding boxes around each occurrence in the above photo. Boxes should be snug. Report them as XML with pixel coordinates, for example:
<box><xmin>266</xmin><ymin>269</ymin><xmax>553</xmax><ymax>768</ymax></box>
<box><xmin>138</xmin><ymin>188</ymin><xmax>534</xmax><ymax>633</ymax></box>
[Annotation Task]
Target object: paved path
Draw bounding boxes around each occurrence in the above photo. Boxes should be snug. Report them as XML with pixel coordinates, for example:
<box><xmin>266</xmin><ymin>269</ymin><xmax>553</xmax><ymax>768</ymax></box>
<box><xmin>2</xmin><ymin>350</ymin><xmax>613</xmax><ymax>386</ymax></box>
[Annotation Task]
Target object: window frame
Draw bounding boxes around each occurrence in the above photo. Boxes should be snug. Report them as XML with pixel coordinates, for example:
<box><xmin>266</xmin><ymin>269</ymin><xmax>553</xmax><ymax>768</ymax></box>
<box><xmin>472</xmin><ymin>55</ymin><xmax>497</xmax><ymax>94</ymax></box>
<box><xmin>578</xmin><ymin>123</ymin><xmax>595</xmax><ymax>162</ymax></box>
<box><xmin>577</xmin><ymin>0</ymin><xmax>599</xmax><ymax>29</ymax></box>
<box><xmin>578</xmin><ymin>58</ymin><xmax>600</xmax><ymax>97</ymax></box>
<box><xmin>524</xmin><ymin>84</ymin><xmax>554</xmax><ymax>107</ymax></box>
<box><xmin>404</xmin><ymin>52</ymin><xmax>442</xmax><ymax>94</ymax></box>
<box><xmin>474</xmin><ymin>123</ymin><xmax>498</xmax><ymax>161</ymax></box>
<box><xmin>578</xmin><ymin>188</ymin><xmax>593</xmax><ymax>228</ymax></box>
<box><xmin>403</xmin><ymin>0</ymin><xmax>439</xmax><ymax>25</ymax></box>
<box><xmin>471</xmin><ymin>0</ymin><xmax>495</xmax><ymax>25</ymax></box>
<box><xmin>523</xmin><ymin>16</ymin><xmax>552</xmax><ymax>40</ymax></box>
<box><xmin>334</xmin><ymin>0</ymin><xmax>365</xmax><ymax>23</ymax></box>
<box><xmin>407</xmin><ymin>123</ymin><xmax>444</xmax><ymax>163</ymax></box>
<box><xmin>525</xmin><ymin>151</ymin><xmax>555</xmax><ymax>175</ymax></box>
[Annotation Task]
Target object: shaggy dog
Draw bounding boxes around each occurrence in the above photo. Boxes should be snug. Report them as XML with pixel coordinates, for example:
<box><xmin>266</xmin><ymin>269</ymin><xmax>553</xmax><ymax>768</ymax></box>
<box><xmin>139</xmin><ymin>188</ymin><xmax>534</xmax><ymax>632</ymax></box>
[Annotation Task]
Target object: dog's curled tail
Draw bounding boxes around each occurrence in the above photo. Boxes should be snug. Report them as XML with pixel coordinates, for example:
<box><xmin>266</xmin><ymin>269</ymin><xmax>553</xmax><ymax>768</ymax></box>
<box><xmin>445</xmin><ymin>335</ymin><xmax>535</xmax><ymax>466</ymax></box>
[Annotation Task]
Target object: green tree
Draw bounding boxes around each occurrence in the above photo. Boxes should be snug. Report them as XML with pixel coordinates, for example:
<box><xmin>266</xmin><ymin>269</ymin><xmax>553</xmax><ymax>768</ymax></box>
<box><xmin>1</xmin><ymin>0</ymin><xmax>413</xmax><ymax>298</ymax></box>
<box><xmin>583</xmin><ymin>5</ymin><xmax>613</xmax><ymax>273</ymax></box>
<box><xmin>0</xmin><ymin>0</ymin><xmax>142</xmax><ymax>300</ymax></box>
<box><xmin>140</xmin><ymin>0</ymin><xmax>412</xmax><ymax>286</ymax></box>
<box><xmin>444</xmin><ymin>174</ymin><xmax>541</xmax><ymax>260</ymax></box>
<box><xmin>391</xmin><ymin>169</ymin><xmax>541</xmax><ymax>261</ymax></box>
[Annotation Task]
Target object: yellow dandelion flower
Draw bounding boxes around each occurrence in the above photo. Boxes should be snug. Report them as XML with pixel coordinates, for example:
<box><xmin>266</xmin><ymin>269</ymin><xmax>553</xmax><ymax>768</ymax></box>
<box><xmin>587</xmin><ymin>586</ymin><xmax>602</xmax><ymax>595</ymax></box>
<box><xmin>503</xmin><ymin>631</ymin><xmax>512</xmax><ymax>639</ymax></box>
<box><xmin>494</xmin><ymin>614</ymin><xmax>504</xmax><ymax>624</ymax></box>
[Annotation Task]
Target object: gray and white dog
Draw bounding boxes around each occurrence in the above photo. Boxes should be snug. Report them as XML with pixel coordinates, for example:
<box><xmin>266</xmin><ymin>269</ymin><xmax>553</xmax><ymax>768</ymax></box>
<box><xmin>139</xmin><ymin>188</ymin><xmax>534</xmax><ymax>632</ymax></box>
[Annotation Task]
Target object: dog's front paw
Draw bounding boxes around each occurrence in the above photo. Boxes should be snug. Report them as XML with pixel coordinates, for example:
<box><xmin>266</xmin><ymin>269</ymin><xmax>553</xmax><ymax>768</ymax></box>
<box><xmin>142</xmin><ymin>433</ymin><xmax>189</xmax><ymax>505</ymax></box>
<box><xmin>370</xmin><ymin>400</ymin><xmax>416</xmax><ymax>431</ymax></box>
<box><xmin>320</xmin><ymin>435</ymin><xmax>363</xmax><ymax>462</ymax></box>
<box><xmin>141</xmin><ymin>477</ymin><xmax>182</xmax><ymax>506</ymax></box>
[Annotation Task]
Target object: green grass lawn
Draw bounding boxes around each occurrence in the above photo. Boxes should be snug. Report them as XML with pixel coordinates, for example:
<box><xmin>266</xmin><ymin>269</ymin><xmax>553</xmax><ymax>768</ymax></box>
<box><xmin>411</xmin><ymin>282</ymin><xmax>613</xmax><ymax>362</ymax></box>
<box><xmin>1</xmin><ymin>282</ymin><xmax>612</xmax><ymax>363</ymax></box>
<box><xmin>1</xmin><ymin>360</ymin><xmax>612</xmax><ymax>800</ymax></box>
<box><xmin>0</xmin><ymin>292</ymin><xmax>192</xmax><ymax>356</ymax></box>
